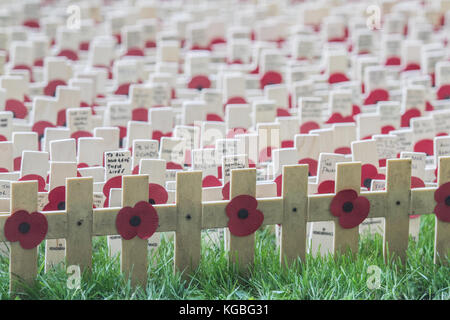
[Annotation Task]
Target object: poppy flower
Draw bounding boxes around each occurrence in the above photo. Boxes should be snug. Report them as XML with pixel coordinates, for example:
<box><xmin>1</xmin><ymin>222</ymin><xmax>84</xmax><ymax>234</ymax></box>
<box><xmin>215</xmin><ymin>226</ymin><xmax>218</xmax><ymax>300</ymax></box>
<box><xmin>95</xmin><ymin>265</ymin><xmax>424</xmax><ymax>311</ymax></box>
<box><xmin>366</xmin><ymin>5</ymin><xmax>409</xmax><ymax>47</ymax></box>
<box><xmin>364</xmin><ymin>89</ymin><xmax>389</xmax><ymax>105</ymax></box>
<box><xmin>281</xmin><ymin>140</ymin><xmax>294</xmax><ymax>148</ymax></box>
<box><xmin>152</xmin><ymin>130</ymin><xmax>172</xmax><ymax>142</ymax></box>
<box><xmin>434</xmin><ymin>181</ymin><xmax>450</xmax><ymax>222</ymax></box>
<box><xmin>18</xmin><ymin>174</ymin><xmax>46</xmax><ymax>192</ymax></box>
<box><xmin>426</xmin><ymin>101</ymin><xmax>434</xmax><ymax>111</ymax></box>
<box><xmin>206</xmin><ymin>113</ymin><xmax>224</xmax><ymax>121</ymax></box>
<box><xmin>166</xmin><ymin>162</ymin><xmax>183</xmax><ymax>170</ymax></box>
<box><xmin>437</xmin><ymin>85</ymin><xmax>450</xmax><ymax>100</ymax></box>
<box><xmin>334</xmin><ymin>147</ymin><xmax>352</xmax><ymax>154</ymax></box>
<box><xmin>401</xmin><ymin>108</ymin><xmax>421</xmax><ymax>127</ymax></box>
<box><xmin>328</xmin><ymin>72</ymin><xmax>349</xmax><ymax>84</ymax></box>
<box><xmin>124</xmin><ymin>48</ymin><xmax>144</xmax><ymax>57</ymax></box>
<box><xmin>13</xmin><ymin>65</ymin><xmax>34</xmax><ymax>82</ymax></box>
<box><xmin>352</xmin><ymin>105</ymin><xmax>361</xmax><ymax>116</ymax></box>
<box><xmin>23</xmin><ymin>19</ymin><xmax>40</xmax><ymax>29</ymax></box>
<box><xmin>414</xmin><ymin>139</ymin><xmax>434</xmax><ymax>156</ymax></box>
<box><xmin>103</xmin><ymin>176</ymin><xmax>122</xmax><ymax>207</ymax></box>
<box><xmin>259</xmin><ymin>146</ymin><xmax>274</xmax><ymax>163</ymax></box>
<box><xmin>5</xmin><ymin>99</ymin><xmax>28</xmax><ymax>119</ymax></box>
<box><xmin>93</xmin><ymin>64</ymin><xmax>113</xmax><ymax>80</ymax></box>
<box><xmin>361</xmin><ymin>164</ymin><xmax>385</xmax><ymax>190</ymax></box>
<box><xmin>224</xmin><ymin>97</ymin><xmax>247</xmax><ymax>112</ymax></box>
<box><xmin>114</xmin><ymin>33</ymin><xmax>122</xmax><ymax>44</ymax></box>
<box><xmin>57</xmin><ymin>49</ymin><xmax>79</xmax><ymax>61</ymax></box>
<box><xmin>277</xmin><ymin>108</ymin><xmax>291</xmax><ymax>117</ymax></box>
<box><xmin>326</xmin><ymin>112</ymin><xmax>354</xmax><ymax>124</ymax></box>
<box><xmin>71</xmin><ymin>131</ymin><xmax>93</xmax><ymax>141</ymax></box>
<box><xmin>43</xmin><ymin>186</ymin><xmax>68</xmax><ymax>211</ymax></box>
<box><xmin>44</xmin><ymin>79</ymin><xmax>67</xmax><ymax>96</ymax></box>
<box><xmin>274</xmin><ymin>174</ymin><xmax>282</xmax><ymax>196</ymax></box>
<box><xmin>14</xmin><ymin>157</ymin><xmax>22</xmax><ymax>171</ymax></box>
<box><xmin>56</xmin><ymin>109</ymin><xmax>67</xmax><ymax>126</ymax></box>
<box><xmin>148</xmin><ymin>183</ymin><xmax>168</xmax><ymax>204</ymax></box>
<box><xmin>187</xmin><ymin>75</ymin><xmax>211</xmax><ymax>90</ymax></box>
<box><xmin>79</xmin><ymin>41</ymin><xmax>90</xmax><ymax>51</ymax></box>
<box><xmin>77</xmin><ymin>162</ymin><xmax>89</xmax><ymax>169</ymax></box>
<box><xmin>330</xmin><ymin>189</ymin><xmax>370</xmax><ymax>229</ymax></box>
<box><xmin>4</xmin><ymin>210</ymin><xmax>48</xmax><ymax>249</ymax></box>
<box><xmin>115</xmin><ymin>83</ymin><xmax>132</xmax><ymax>96</ymax></box>
<box><xmin>226</xmin><ymin>127</ymin><xmax>247</xmax><ymax>138</ymax></box>
<box><xmin>222</xmin><ymin>181</ymin><xmax>230</xmax><ymax>200</ymax></box>
<box><xmin>202</xmin><ymin>175</ymin><xmax>222</xmax><ymax>188</ymax></box>
<box><xmin>381</xmin><ymin>125</ymin><xmax>395</xmax><ymax>134</ymax></box>
<box><xmin>260</xmin><ymin>71</ymin><xmax>283</xmax><ymax>89</ymax></box>
<box><xmin>317</xmin><ymin>180</ymin><xmax>335</xmax><ymax>194</ymax></box>
<box><xmin>300</xmin><ymin>121</ymin><xmax>320</xmax><ymax>133</ymax></box>
<box><xmin>209</xmin><ymin>37</ymin><xmax>226</xmax><ymax>47</ymax></box>
<box><xmin>298</xmin><ymin>158</ymin><xmax>318</xmax><ymax>176</ymax></box>
<box><xmin>32</xmin><ymin>121</ymin><xmax>56</xmax><ymax>143</ymax></box>
<box><xmin>145</xmin><ymin>40</ymin><xmax>156</xmax><ymax>48</ymax></box>
<box><xmin>0</xmin><ymin>134</ymin><xmax>7</xmax><ymax>141</ymax></box>
<box><xmin>385</xmin><ymin>56</ymin><xmax>401</xmax><ymax>66</ymax></box>
<box><xmin>402</xmin><ymin>63</ymin><xmax>420</xmax><ymax>72</ymax></box>
<box><xmin>226</xmin><ymin>194</ymin><xmax>264</xmax><ymax>237</ymax></box>
<box><xmin>115</xmin><ymin>201</ymin><xmax>159</xmax><ymax>240</ymax></box>
<box><xmin>132</xmin><ymin>108</ymin><xmax>149</xmax><ymax>121</ymax></box>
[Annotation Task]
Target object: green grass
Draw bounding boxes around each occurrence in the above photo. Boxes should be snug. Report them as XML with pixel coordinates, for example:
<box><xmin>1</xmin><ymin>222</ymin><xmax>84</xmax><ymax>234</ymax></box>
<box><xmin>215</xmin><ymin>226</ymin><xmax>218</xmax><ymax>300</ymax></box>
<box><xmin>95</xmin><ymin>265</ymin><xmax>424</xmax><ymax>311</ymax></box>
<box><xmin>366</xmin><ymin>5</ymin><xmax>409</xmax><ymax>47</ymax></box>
<box><xmin>0</xmin><ymin>214</ymin><xmax>448</xmax><ymax>300</ymax></box>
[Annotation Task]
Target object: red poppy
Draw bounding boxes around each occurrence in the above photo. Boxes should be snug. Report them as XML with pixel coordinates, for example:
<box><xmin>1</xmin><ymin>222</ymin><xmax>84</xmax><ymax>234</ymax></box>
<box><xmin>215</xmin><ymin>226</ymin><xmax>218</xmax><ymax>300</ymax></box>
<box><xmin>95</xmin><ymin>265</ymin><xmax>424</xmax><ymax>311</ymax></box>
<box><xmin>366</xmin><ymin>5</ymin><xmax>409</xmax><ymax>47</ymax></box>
<box><xmin>0</xmin><ymin>168</ymin><xmax>8</xmax><ymax>172</ymax></box>
<box><xmin>364</xmin><ymin>89</ymin><xmax>389</xmax><ymax>105</ymax></box>
<box><xmin>0</xmin><ymin>134</ymin><xmax>7</xmax><ymax>141</ymax></box>
<box><xmin>32</xmin><ymin>121</ymin><xmax>56</xmax><ymax>141</ymax></box>
<box><xmin>414</xmin><ymin>139</ymin><xmax>433</xmax><ymax>156</ymax></box>
<box><xmin>426</xmin><ymin>101</ymin><xmax>434</xmax><ymax>111</ymax></box>
<box><xmin>281</xmin><ymin>140</ymin><xmax>294</xmax><ymax>148</ymax></box>
<box><xmin>202</xmin><ymin>175</ymin><xmax>222</xmax><ymax>188</ymax></box>
<box><xmin>260</xmin><ymin>71</ymin><xmax>283</xmax><ymax>89</ymax></box>
<box><xmin>300</xmin><ymin>121</ymin><xmax>320</xmax><ymax>133</ymax></box>
<box><xmin>14</xmin><ymin>157</ymin><xmax>22</xmax><ymax>171</ymax></box>
<box><xmin>209</xmin><ymin>37</ymin><xmax>226</xmax><ymax>47</ymax></box>
<box><xmin>115</xmin><ymin>83</ymin><xmax>132</xmax><ymax>96</ymax></box>
<box><xmin>385</xmin><ymin>56</ymin><xmax>401</xmax><ymax>66</ymax></box>
<box><xmin>34</xmin><ymin>58</ymin><xmax>43</xmax><ymax>67</ymax></box>
<box><xmin>103</xmin><ymin>176</ymin><xmax>122</xmax><ymax>207</ymax></box>
<box><xmin>277</xmin><ymin>108</ymin><xmax>291</xmax><ymax>117</ymax></box>
<box><xmin>352</xmin><ymin>105</ymin><xmax>361</xmax><ymax>116</ymax></box>
<box><xmin>166</xmin><ymin>162</ymin><xmax>183</xmax><ymax>170</ymax></box>
<box><xmin>411</xmin><ymin>176</ymin><xmax>425</xmax><ymax>189</ymax></box>
<box><xmin>114</xmin><ymin>33</ymin><xmax>122</xmax><ymax>44</ymax></box>
<box><xmin>437</xmin><ymin>85</ymin><xmax>450</xmax><ymax>100</ymax></box>
<box><xmin>13</xmin><ymin>65</ymin><xmax>34</xmax><ymax>82</ymax></box>
<box><xmin>381</xmin><ymin>125</ymin><xmax>395</xmax><ymax>134</ymax></box>
<box><xmin>44</xmin><ymin>79</ymin><xmax>67</xmax><ymax>96</ymax></box>
<box><xmin>298</xmin><ymin>158</ymin><xmax>318</xmax><ymax>176</ymax></box>
<box><xmin>145</xmin><ymin>40</ymin><xmax>156</xmax><ymax>48</ymax></box>
<box><xmin>152</xmin><ymin>130</ymin><xmax>172</xmax><ymax>142</ymax></box>
<box><xmin>274</xmin><ymin>174</ymin><xmax>282</xmax><ymax>197</ymax></box>
<box><xmin>188</xmin><ymin>75</ymin><xmax>211</xmax><ymax>90</ymax></box>
<box><xmin>403</xmin><ymin>63</ymin><xmax>421</xmax><ymax>72</ymax></box>
<box><xmin>43</xmin><ymin>186</ymin><xmax>67</xmax><ymax>211</ymax></box>
<box><xmin>317</xmin><ymin>180</ymin><xmax>335</xmax><ymax>194</ymax></box>
<box><xmin>57</xmin><ymin>49</ymin><xmax>79</xmax><ymax>61</ymax></box>
<box><xmin>328</xmin><ymin>72</ymin><xmax>349</xmax><ymax>84</ymax></box>
<box><xmin>226</xmin><ymin>127</ymin><xmax>247</xmax><ymax>138</ymax></box>
<box><xmin>401</xmin><ymin>108</ymin><xmax>421</xmax><ymax>127</ymax></box>
<box><xmin>434</xmin><ymin>181</ymin><xmax>450</xmax><ymax>222</ymax></box>
<box><xmin>206</xmin><ymin>113</ymin><xmax>224</xmax><ymax>121</ymax></box>
<box><xmin>23</xmin><ymin>19</ymin><xmax>40</xmax><ymax>29</ymax></box>
<box><xmin>222</xmin><ymin>181</ymin><xmax>230</xmax><ymax>200</ymax></box>
<box><xmin>71</xmin><ymin>131</ymin><xmax>93</xmax><ymax>141</ymax></box>
<box><xmin>361</xmin><ymin>164</ymin><xmax>385</xmax><ymax>189</ymax></box>
<box><xmin>4</xmin><ymin>210</ymin><xmax>48</xmax><ymax>249</ymax></box>
<box><xmin>132</xmin><ymin>108</ymin><xmax>148</xmax><ymax>121</ymax></box>
<box><xmin>77</xmin><ymin>162</ymin><xmax>89</xmax><ymax>169</ymax></box>
<box><xmin>330</xmin><ymin>189</ymin><xmax>370</xmax><ymax>229</ymax></box>
<box><xmin>124</xmin><ymin>48</ymin><xmax>145</xmax><ymax>57</ymax></box>
<box><xmin>93</xmin><ymin>64</ymin><xmax>113</xmax><ymax>79</ymax></box>
<box><xmin>334</xmin><ymin>147</ymin><xmax>351</xmax><ymax>155</ymax></box>
<box><xmin>226</xmin><ymin>194</ymin><xmax>264</xmax><ymax>237</ymax></box>
<box><xmin>148</xmin><ymin>183</ymin><xmax>168</xmax><ymax>204</ymax></box>
<box><xmin>5</xmin><ymin>99</ymin><xmax>28</xmax><ymax>119</ymax></box>
<box><xmin>18</xmin><ymin>174</ymin><xmax>46</xmax><ymax>192</ymax></box>
<box><xmin>259</xmin><ymin>146</ymin><xmax>274</xmax><ymax>162</ymax></box>
<box><xmin>326</xmin><ymin>112</ymin><xmax>354</xmax><ymax>124</ymax></box>
<box><xmin>79</xmin><ymin>41</ymin><xmax>90</xmax><ymax>51</ymax></box>
<box><xmin>115</xmin><ymin>201</ymin><xmax>159</xmax><ymax>240</ymax></box>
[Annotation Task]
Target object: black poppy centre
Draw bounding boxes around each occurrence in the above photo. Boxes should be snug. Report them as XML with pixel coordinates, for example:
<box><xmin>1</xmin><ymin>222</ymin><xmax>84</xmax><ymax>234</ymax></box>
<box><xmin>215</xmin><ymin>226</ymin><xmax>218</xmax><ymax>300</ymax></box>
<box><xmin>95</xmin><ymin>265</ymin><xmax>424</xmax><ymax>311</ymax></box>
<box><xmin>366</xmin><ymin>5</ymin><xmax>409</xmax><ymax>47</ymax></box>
<box><xmin>445</xmin><ymin>196</ymin><xmax>450</xmax><ymax>206</ymax></box>
<box><xmin>363</xmin><ymin>178</ymin><xmax>372</xmax><ymax>189</ymax></box>
<box><xmin>237</xmin><ymin>209</ymin><xmax>249</xmax><ymax>220</ymax></box>
<box><xmin>18</xmin><ymin>222</ymin><xmax>31</xmax><ymax>234</ymax></box>
<box><xmin>149</xmin><ymin>198</ymin><xmax>155</xmax><ymax>205</ymax></box>
<box><xmin>342</xmin><ymin>202</ymin><xmax>354</xmax><ymax>213</ymax></box>
<box><xmin>58</xmin><ymin>201</ymin><xmax>66</xmax><ymax>210</ymax></box>
<box><xmin>129</xmin><ymin>215</ymin><xmax>141</xmax><ymax>227</ymax></box>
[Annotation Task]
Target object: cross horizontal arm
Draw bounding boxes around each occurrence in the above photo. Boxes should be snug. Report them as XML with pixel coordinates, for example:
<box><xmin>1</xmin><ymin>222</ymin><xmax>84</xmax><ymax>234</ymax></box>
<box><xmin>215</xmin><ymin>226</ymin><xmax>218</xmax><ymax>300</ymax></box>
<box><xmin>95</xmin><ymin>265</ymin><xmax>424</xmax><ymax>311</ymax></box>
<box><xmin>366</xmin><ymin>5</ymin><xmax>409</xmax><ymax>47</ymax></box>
<box><xmin>411</xmin><ymin>187</ymin><xmax>436</xmax><ymax>216</ymax></box>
